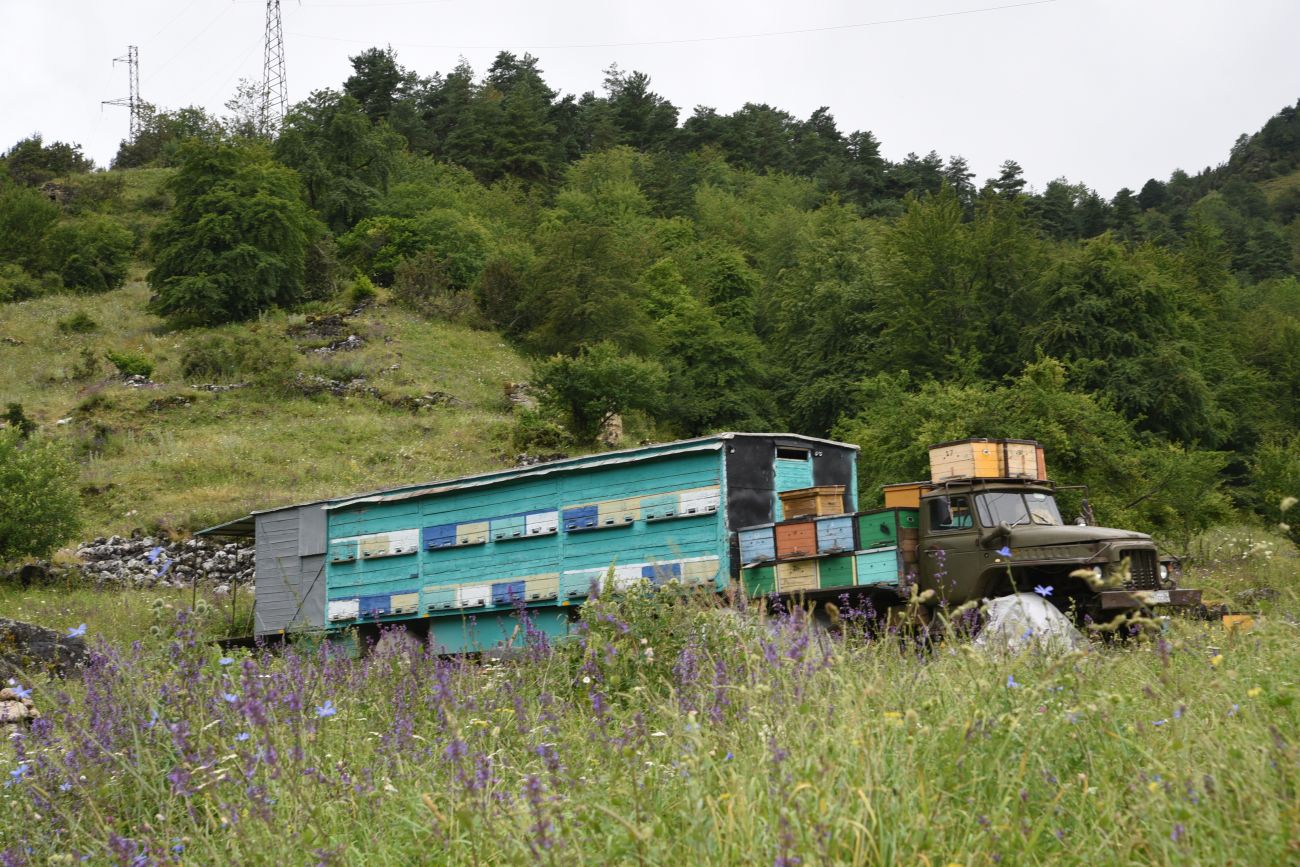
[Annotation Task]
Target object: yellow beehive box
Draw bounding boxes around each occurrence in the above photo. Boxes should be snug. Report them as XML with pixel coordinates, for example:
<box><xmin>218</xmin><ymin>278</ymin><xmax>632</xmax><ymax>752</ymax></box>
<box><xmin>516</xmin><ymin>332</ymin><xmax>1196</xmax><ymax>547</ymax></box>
<box><xmin>929</xmin><ymin>439</ymin><xmax>1002</xmax><ymax>482</ymax></box>
<box><xmin>883</xmin><ymin>482</ymin><xmax>931</xmax><ymax>510</ymax></box>
<box><xmin>778</xmin><ymin>485</ymin><xmax>847</xmax><ymax>519</ymax></box>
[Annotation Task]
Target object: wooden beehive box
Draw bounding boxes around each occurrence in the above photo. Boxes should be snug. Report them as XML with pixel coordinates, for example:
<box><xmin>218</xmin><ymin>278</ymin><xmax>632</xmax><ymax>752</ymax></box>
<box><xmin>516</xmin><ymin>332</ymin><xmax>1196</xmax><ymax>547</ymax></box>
<box><xmin>928</xmin><ymin>438</ymin><xmax>1047</xmax><ymax>482</ymax></box>
<box><xmin>883</xmin><ymin>482</ymin><xmax>931</xmax><ymax>510</ymax></box>
<box><xmin>778</xmin><ymin>485</ymin><xmax>847</xmax><ymax>519</ymax></box>
<box><xmin>774</xmin><ymin>520</ymin><xmax>817</xmax><ymax>559</ymax></box>
<box><xmin>929</xmin><ymin>439</ymin><xmax>1001</xmax><ymax>482</ymax></box>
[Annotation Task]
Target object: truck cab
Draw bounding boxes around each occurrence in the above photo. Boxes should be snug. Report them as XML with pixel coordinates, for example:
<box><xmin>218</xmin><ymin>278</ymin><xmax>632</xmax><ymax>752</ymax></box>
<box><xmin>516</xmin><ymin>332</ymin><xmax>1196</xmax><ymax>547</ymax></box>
<box><xmin>917</xmin><ymin>480</ymin><xmax>1200</xmax><ymax>618</ymax></box>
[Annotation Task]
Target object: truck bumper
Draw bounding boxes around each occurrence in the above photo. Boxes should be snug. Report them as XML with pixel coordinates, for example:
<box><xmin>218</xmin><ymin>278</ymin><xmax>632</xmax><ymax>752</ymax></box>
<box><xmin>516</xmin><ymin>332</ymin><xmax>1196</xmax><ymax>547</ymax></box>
<box><xmin>1098</xmin><ymin>588</ymin><xmax>1202</xmax><ymax>610</ymax></box>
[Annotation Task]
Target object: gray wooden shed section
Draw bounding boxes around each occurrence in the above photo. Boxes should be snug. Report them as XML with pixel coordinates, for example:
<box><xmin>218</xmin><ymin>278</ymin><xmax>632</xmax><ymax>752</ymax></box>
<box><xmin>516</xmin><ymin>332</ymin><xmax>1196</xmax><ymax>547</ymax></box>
<box><xmin>251</xmin><ymin>503</ymin><xmax>328</xmax><ymax>636</ymax></box>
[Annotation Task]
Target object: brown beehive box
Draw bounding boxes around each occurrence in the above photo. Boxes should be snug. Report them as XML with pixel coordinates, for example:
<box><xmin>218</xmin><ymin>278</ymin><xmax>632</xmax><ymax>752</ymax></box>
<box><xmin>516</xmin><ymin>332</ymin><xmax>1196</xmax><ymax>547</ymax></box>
<box><xmin>778</xmin><ymin>485</ymin><xmax>847</xmax><ymax>519</ymax></box>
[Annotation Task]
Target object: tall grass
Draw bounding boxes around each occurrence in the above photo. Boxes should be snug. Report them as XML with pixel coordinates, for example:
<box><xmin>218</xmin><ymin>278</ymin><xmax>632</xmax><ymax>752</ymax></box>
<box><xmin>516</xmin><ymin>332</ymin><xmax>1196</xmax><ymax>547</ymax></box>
<box><xmin>2</xmin><ymin>582</ymin><xmax>1296</xmax><ymax>865</ymax></box>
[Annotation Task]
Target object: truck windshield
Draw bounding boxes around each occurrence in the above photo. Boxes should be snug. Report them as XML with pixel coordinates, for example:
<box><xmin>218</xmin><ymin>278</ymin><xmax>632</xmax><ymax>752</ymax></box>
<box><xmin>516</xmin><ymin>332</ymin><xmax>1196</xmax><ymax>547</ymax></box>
<box><xmin>976</xmin><ymin>492</ymin><xmax>1063</xmax><ymax>527</ymax></box>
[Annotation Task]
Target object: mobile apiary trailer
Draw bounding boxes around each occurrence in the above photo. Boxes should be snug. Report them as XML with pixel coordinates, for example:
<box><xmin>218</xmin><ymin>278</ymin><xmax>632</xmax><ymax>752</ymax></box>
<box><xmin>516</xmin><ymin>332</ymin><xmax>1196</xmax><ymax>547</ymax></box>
<box><xmin>199</xmin><ymin>433</ymin><xmax>866</xmax><ymax>653</ymax></box>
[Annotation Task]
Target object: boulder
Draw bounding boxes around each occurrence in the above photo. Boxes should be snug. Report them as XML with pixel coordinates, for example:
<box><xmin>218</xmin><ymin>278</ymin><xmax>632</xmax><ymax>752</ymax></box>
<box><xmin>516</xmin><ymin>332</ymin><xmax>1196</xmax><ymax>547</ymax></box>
<box><xmin>0</xmin><ymin>618</ymin><xmax>89</xmax><ymax>681</ymax></box>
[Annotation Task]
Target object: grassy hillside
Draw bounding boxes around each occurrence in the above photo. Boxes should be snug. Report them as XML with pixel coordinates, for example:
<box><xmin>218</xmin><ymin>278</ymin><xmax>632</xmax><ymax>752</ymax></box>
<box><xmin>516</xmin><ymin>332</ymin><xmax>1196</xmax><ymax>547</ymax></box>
<box><xmin>0</xmin><ymin>274</ymin><xmax>533</xmax><ymax>541</ymax></box>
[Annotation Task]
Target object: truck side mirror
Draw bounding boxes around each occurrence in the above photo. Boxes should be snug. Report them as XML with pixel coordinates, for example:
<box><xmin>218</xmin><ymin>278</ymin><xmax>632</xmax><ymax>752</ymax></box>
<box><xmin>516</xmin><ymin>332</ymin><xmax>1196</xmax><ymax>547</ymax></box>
<box><xmin>978</xmin><ymin>521</ymin><xmax>1011</xmax><ymax>548</ymax></box>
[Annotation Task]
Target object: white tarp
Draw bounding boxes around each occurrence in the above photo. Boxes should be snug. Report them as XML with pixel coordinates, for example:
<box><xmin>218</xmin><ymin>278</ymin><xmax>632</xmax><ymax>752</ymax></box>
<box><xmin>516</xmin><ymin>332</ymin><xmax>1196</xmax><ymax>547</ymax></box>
<box><xmin>974</xmin><ymin>592</ymin><xmax>1086</xmax><ymax>653</ymax></box>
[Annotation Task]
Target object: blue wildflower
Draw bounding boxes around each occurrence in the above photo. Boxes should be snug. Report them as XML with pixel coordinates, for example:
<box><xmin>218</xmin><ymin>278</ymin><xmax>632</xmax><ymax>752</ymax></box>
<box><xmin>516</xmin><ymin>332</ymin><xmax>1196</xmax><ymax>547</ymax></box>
<box><xmin>1033</xmin><ymin>584</ymin><xmax>1053</xmax><ymax>598</ymax></box>
<box><xmin>316</xmin><ymin>700</ymin><xmax>337</xmax><ymax>718</ymax></box>
<box><xmin>218</xmin><ymin>657</ymin><xmax>233</xmax><ymax>666</ymax></box>
<box><xmin>1007</xmin><ymin>675</ymin><xmax>1021</xmax><ymax>688</ymax></box>
<box><xmin>235</xmin><ymin>732</ymin><xmax>250</xmax><ymax>742</ymax></box>
<box><xmin>11</xmin><ymin>684</ymin><xmax>30</xmax><ymax>700</ymax></box>
<box><xmin>66</xmin><ymin>623</ymin><xmax>87</xmax><ymax>638</ymax></box>
<box><xmin>996</xmin><ymin>546</ymin><xmax>1013</xmax><ymax>558</ymax></box>
<box><xmin>724</xmin><ymin>752</ymin><xmax>734</xmax><ymax>761</ymax></box>
<box><xmin>222</xmin><ymin>692</ymin><xmax>238</xmax><ymax>703</ymax></box>
<box><xmin>5</xmin><ymin>763</ymin><xmax>29</xmax><ymax>787</ymax></box>
<box><xmin>1152</xmin><ymin>719</ymin><xmax>1167</xmax><ymax>727</ymax></box>
<box><xmin>145</xmin><ymin>546</ymin><xmax>164</xmax><ymax>563</ymax></box>
<box><xmin>157</xmin><ymin>558</ymin><xmax>172</xmax><ymax>577</ymax></box>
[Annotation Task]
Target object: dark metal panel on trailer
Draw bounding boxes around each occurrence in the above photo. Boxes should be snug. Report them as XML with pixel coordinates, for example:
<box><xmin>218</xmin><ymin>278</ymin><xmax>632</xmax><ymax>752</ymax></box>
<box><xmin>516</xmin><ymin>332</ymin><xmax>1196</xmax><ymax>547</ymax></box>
<box><xmin>724</xmin><ymin>435</ymin><xmax>860</xmax><ymax>578</ymax></box>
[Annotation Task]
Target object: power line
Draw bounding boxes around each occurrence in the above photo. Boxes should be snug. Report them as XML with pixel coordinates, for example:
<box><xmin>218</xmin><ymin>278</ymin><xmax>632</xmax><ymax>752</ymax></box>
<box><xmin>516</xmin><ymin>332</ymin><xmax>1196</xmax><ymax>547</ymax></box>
<box><xmin>287</xmin><ymin>0</ymin><xmax>1062</xmax><ymax>51</ymax></box>
<box><xmin>142</xmin><ymin>2</ymin><xmax>236</xmax><ymax>85</ymax></box>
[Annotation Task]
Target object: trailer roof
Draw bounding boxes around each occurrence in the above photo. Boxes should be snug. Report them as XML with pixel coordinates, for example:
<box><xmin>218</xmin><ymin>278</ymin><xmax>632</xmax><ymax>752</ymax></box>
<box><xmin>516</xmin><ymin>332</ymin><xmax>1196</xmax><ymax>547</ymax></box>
<box><xmin>195</xmin><ymin>432</ymin><xmax>857</xmax><ymax>533</ymax></box>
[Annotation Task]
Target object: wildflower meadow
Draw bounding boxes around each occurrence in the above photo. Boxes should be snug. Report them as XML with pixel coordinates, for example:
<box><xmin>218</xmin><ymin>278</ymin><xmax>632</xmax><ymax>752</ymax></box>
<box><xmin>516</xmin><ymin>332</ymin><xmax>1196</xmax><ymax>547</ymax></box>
<box><xmin>0</xmin><ymin>575</ymin><xmax>1297</xmax><ymax>866</ymax></box>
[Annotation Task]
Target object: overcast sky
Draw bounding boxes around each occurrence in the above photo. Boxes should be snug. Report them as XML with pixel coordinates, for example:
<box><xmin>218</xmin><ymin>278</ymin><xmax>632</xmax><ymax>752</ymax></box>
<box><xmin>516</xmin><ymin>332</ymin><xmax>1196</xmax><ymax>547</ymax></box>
<box><xmin>2</xmin><ymin>0</ymin><xmax>1297</xmax><ymax>197</ymax></box>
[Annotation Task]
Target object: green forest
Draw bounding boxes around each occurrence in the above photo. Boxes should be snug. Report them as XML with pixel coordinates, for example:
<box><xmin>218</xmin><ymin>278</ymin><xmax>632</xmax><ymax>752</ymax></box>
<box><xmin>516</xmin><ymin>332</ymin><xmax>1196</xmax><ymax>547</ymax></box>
<box><xmin>3</xmin><ymin>48</ymin><xmax>1300</xmax><ymax>553</ymax></box>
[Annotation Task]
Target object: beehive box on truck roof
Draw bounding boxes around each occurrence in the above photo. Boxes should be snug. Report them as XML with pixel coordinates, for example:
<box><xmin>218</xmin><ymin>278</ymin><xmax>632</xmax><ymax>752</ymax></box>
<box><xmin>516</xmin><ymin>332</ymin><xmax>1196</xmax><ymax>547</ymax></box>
<box><xmin>927</xmin><ymin>438</ymin><xmax>1046</xmax><ymax>483</ymax></box>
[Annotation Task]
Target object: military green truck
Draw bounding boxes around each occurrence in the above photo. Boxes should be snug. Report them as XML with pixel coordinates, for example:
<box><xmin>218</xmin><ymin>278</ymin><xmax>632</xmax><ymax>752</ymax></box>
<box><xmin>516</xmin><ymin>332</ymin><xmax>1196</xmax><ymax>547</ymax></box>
<box><xmin>736</xmin><ymin>438</ymin><xmax>1203</xmax><ymax>624</ymax></box>
<box><xmin>912</xmin><ymin>476</ymin><xmax>1201</xmax><ymax>621</ymax></box>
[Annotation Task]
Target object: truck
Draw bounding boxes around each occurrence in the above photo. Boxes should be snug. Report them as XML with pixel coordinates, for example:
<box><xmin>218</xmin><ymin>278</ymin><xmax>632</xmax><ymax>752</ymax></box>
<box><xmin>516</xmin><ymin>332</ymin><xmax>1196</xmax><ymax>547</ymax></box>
<box><xmin>199</xmin><ymin>433</ymin><xmax>1201</xmax><ymax>654</ymax></box>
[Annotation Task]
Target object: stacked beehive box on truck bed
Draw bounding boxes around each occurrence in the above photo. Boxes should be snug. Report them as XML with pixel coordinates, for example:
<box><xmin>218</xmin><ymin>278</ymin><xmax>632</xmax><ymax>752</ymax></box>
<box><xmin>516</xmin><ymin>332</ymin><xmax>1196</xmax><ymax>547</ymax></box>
<box><xmin>737</xmin><ymin>485</ymin><xmax>918</xmax><ymax>599</ymax></box>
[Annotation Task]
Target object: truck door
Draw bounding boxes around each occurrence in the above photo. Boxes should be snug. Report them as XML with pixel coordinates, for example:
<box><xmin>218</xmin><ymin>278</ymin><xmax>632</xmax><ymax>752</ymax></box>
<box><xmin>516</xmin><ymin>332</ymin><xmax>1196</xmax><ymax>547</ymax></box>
<box><xmin>919</xmin><ymin>493</ymin><xmax>985</xmax><ymax>604</ymax></box>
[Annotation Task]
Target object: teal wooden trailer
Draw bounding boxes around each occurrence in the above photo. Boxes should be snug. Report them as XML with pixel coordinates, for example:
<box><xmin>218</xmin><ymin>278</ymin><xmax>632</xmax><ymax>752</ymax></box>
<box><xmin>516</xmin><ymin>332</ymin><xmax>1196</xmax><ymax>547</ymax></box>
<box><xmin>200</xmin><ymin>433</ymin><xmax>913</xmax><ymax>654</ymax></box>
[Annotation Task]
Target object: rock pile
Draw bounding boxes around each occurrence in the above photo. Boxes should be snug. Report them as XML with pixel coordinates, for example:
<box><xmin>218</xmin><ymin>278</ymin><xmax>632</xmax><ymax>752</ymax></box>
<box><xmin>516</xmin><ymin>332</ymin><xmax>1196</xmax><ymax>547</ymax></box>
<box><xmin>0</xmin><ymin>687</ymin><xmax>41</xmax><ymax>731</ymax></box>
<box><xmin>75</xmin><ymin>535</ymin><xmax>254</xmax><ymax>590</ymax></box>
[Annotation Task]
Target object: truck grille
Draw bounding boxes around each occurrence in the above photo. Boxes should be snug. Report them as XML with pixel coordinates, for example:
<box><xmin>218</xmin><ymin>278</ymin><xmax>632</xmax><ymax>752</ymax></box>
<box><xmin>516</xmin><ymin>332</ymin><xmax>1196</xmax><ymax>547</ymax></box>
<box><xmin>1122</xmin><ymin>549</ymin><xmax>1159</xmax><ymax>590</ymax></box>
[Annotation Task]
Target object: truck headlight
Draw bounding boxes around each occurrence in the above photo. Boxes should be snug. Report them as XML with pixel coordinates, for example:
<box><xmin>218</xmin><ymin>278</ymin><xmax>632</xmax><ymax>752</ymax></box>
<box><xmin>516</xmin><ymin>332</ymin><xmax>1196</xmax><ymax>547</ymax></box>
<box><xmin>1092</xmin><ymin>565</ymin><xmax>1105</xmax><ymax>582</ymax></box>
<box><xmin>1159</xmin><ymin>563</ymin><xmax>1170</xmax><ymax>585</ymax></box>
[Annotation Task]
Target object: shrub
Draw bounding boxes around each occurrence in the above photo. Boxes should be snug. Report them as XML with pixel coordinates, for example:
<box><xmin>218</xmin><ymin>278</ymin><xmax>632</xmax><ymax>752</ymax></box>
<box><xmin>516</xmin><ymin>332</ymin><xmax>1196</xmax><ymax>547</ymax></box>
<box><xmin>534</xmin><ymin>341</ymin><xmax>667</xmax><ymax>444</ymax></box>
<box><xmin>105</xmin><ymin>349</ymin><xmax>154</xmax><ymax>379</ymax></box>
<box><xmin>392</xmin><ymin>249</ymin><xmax>482</xmax><ymax>323</ymax></box>
<box><xmin>56</xmin><ymin>310</ymin><xmax>99</xmax><ymax>334</ymax></box>
<box><xmin>42</xmin><ymin>215</ymin><xmax>134</xmax><ymax>294</ymax></box>
<box><xmin>337</xmin><ymin>209</ymin><xmax>489</xmax><ymax>288</ymax></box>
<box><xmin>3</xmin><ymin>403</ymin><xmax>36</xmax><ymax>438</ymax></box>
<box><xmin>510</xmin><ymin>408</ymin><xmax>575</xmax><ymax>454</ymax></box>
<box><xmin>303</xmin><ymin>236</ymin><xmax>341</xmax><ymax>302</ymax></box>
<box><xmin>345</xmin><ymin>274</ymin><xmax>377</xmax><ymax>308</ymax></box>
<box><xmin>70</xmin><ymin>347</ymin><xmax>100</xmax><ymax>381</ymax></box>
<box><xmin>61</xmin><ymin>172</ymin><xmax>125</xmax><ymax>214</ymax></box>
<box><xmin>180</xmin><ymin>328</ymin><xmax>297</xmax><ymax>386</ymax></box>
<box><xmin>0</xmin><ymin>182</ymin><xmax>59</xmax><ymax>272</ymax></box>
<box><xmin>0</xmin><ymin>262</ymin><xmax>43</xmax><ymax>304</ymax></box>
<box><xmin>0</xmin><ymin>429</ymin><xmax>80</xmax><ymax>561</ymax></box>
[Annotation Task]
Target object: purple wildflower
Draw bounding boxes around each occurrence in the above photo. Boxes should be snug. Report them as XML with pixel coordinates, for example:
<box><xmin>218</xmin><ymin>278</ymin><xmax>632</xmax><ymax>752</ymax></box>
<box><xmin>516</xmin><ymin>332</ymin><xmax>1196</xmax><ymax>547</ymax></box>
<box><xmin>1171</xmin><ymin>823</ymin><xmax>1186</xmax><ymax>843</ymax></box>
<box><xmin>218</xmin><ymin>657</ymin><xmax>234</xmax><ymax>666</ymax></box>
<box><xmin>222</xmin><ymin>692</ymin><xmax>238</xmax><ymax>703</ymax></box>
<box><xmin>235</xmin><ymin>732</ymin><xmax>251</xmax><ymax>742</ymax></box>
